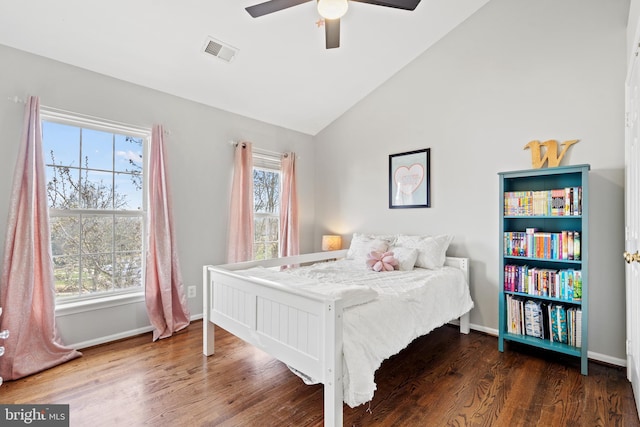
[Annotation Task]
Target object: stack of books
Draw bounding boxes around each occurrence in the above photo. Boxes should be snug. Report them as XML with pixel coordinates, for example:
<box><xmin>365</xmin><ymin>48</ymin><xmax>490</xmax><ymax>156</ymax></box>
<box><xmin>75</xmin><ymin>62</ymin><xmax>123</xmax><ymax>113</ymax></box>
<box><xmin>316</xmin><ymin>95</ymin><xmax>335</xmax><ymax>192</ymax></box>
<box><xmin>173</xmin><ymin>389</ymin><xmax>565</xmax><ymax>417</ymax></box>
<box><xmin>503</xmin><ymin>265</ymin><xmax>582</xmax><ymax>301</ymax></box>
<box><xmin>504</xmin><ymin>187</ymin><xmax>582</xmax><ymax>216</ymax></box>
<box><xmin>505</xmin><ymin>295</ymin><xmax>582</xmax><ymax>347</ymax></box>
<box><xmin>503</xmin><ymin>229</ymin><xmax>581</xmax><ymax>260</ymax></box>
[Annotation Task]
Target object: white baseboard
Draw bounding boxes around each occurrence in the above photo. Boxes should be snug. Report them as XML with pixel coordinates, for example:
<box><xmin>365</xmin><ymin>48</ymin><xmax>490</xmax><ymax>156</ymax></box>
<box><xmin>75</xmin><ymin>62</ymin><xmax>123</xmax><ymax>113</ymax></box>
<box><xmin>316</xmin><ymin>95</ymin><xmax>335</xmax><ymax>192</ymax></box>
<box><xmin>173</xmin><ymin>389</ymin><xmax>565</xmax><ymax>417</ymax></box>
<box><xmin>73</xmin><ymin>313</ymin><xmax>204</xmax><ymax>350</ymax></box>
<box><xmin>588</xmin><ymin>351</ymin><xmax>626</xmax><ymax>367</ymax></box>
<box><xmin>464</xmin><ymin>323</ymin><xmax>626</xmax><ymax>368</ymax></box>
<box><xmin>73</xmin><ymin>325</ymin><xmax>154</xmax><ymax>350</ymax></box>
<box><xmin>469</xmin><ymin>323</ymin><xmax>498</xmax><ymax>336</ymax></box>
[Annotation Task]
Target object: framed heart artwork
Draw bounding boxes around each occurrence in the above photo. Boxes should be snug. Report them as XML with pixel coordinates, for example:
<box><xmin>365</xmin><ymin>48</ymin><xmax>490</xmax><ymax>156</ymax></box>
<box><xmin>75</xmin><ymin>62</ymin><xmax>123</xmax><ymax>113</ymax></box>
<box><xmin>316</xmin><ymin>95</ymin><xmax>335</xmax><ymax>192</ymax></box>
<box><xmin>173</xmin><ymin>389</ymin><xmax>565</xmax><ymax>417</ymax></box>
<box><xmin>389</xmin><ymin>148</ymin><xmax>431</xmax><ymax>208</ymax></box>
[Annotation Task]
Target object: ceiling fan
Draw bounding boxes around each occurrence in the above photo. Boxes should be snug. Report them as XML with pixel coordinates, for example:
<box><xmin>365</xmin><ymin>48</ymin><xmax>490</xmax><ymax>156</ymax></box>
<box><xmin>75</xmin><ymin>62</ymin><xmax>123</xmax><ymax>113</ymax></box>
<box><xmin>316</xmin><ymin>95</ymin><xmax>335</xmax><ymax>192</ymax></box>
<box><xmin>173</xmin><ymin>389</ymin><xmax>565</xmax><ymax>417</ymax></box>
<box><xmin>245</xmin><ymin>0</ymin><xmax>422</xmax><ymax>49</ymax></box>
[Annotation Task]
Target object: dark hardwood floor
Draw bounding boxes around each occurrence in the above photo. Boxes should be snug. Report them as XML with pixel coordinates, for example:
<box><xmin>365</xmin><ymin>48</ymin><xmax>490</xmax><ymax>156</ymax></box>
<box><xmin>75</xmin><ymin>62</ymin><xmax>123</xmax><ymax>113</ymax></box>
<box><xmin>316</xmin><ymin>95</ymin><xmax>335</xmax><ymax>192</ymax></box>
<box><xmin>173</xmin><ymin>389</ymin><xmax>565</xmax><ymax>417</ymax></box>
<box><xmin>1</xmin><ymin>320</ymin><xmax>638</xmax><ymax>426</ymax></box>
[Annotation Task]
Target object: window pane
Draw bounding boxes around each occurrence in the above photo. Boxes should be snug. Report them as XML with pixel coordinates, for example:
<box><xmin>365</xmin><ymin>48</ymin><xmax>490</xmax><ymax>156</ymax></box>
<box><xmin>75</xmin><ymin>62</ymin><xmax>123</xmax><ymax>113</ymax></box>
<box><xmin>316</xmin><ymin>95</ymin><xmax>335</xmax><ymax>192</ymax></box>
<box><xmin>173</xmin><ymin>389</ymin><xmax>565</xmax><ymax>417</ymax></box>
<box><xmin>46</xmin><ymin>166</ymin><xmax>80</xmax><ymax>209</ymax></box>
<box><xmin>254</xmin><ymin>169</ymin><xmax>280</xmax><ymax>214</ymax></box>
<box><xmin>53</xmin><ymin>255</ymin><xmax>81</xmax><ymax>297</ymax></box>
<box><xmin>79</xmin><ymin>223</ymin><xmax>114</xmax><ymax>293</ymax></box>
<box><xmin>115</xmin><ymin>172</ymin><xmax>142</xmax><ymax>210</ymax></box>
<box><xmin>81</xmin><ymin>170</ymin><xmax>114</xmax><ymax>209</ymax></box>
<box><xmin>42</xmin><ymin>121</ymin><xmax>80</xmax><ymax>167</ymax></box>
<box><xmin>114</xmin><ymin>134</ymin><xmax>143</xmax><ymax>173</ymax></box>
<box><xmin>115</xmin><ymin>216</ymin><xmax>142</xmax><ymax>252</ymax></box>
<box><xmin>114</xmin><ymin>254</ymin><xmax>142</xmax><ymax>290</ymax></box>
<box><xmin>82</xmin><ymin>253</ymin><xmax>114</xmax><ymax>293</ymax></box>
<box><xmin>254</xmin><ymin>216</ymin><xmax>279</xmax><ymax>260</ymax></box>
<box><xmin>82</xmin><ymin>215</ymin><xmax>113</xmax><ymax>254</ymax></box>
<box><xmin>82</xmin><ymin>128</ymin><xmax>114</xmax><ymax>171</ymax></box>
<box><xmin>51</xmin><ymin>216</ymin><xmax>80</xmax><ymax>257</ymax></box>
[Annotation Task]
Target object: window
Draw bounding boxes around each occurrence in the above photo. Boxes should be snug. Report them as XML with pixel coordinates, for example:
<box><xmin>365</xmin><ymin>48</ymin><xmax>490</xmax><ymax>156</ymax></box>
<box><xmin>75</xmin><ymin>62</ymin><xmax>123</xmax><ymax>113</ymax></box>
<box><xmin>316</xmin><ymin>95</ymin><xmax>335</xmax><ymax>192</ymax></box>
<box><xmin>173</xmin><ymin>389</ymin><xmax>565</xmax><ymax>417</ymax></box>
<box><xmin>41</xmin><ymin>111</ymin><xmax>149</xmax><ymax>301</ymax></box>
<box><xmin>253</xmin><ymin>152</ymin><xmax>281</xmax><ymax>260</ymax></box>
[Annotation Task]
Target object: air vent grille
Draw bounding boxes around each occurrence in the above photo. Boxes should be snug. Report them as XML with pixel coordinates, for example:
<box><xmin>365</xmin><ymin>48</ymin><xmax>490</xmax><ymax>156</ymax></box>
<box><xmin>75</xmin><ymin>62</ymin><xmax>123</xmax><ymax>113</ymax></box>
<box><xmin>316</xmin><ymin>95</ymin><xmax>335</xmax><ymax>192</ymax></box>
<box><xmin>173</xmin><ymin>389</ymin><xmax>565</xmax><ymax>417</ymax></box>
<box><xmin>203</xmin><ymin>37</ymin><xmax>238</xmax><ymax>63</ymax></box>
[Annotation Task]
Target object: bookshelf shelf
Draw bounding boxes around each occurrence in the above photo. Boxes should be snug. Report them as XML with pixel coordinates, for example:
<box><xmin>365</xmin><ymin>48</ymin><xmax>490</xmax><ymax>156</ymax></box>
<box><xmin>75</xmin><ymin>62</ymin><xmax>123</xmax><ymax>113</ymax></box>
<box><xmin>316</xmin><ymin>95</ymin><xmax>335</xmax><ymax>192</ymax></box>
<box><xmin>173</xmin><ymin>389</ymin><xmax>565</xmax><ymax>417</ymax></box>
<box><xmin>501</xmin><ymin>332</ymin><xmax>582</xmax><ymax>357</ymax></box>
<box><xmin>498</xmin><ymin>164</ymin><xmax>589</xmax><ymax>375</ymax></box>
<box><xmin>503</xmin><ymin>256</ymin><xmax>583</xmax><ymax>265</ymax></box>
<box><xmin>504</xmin><ymin>215</ymin><xmax>583</xmax><ymax>219</ymax></box>
<box><xmin>504</xmin><ymin>290</ymin><xmax>582</xmax><ymax>305</ymax></box>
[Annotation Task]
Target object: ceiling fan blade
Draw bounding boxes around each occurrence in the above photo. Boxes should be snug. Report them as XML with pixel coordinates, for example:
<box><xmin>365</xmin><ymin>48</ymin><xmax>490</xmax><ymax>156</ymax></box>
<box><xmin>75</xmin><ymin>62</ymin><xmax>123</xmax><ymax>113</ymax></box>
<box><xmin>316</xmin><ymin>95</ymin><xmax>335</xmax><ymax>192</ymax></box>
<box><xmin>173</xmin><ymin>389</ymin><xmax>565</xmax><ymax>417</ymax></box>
<box><xmin>246</xmin><ymin>0</ymin><xmax>311</xmax><ymax>17</ymax></box>
<box><xmin>325</xmin><ymin>18</ymin><xmax>340</xmax><ymax>49</ymax></box>
<box><xmin>350</xmin><ymin>0</ymin><xmax>421</xmax><ymax>11</ymax></box>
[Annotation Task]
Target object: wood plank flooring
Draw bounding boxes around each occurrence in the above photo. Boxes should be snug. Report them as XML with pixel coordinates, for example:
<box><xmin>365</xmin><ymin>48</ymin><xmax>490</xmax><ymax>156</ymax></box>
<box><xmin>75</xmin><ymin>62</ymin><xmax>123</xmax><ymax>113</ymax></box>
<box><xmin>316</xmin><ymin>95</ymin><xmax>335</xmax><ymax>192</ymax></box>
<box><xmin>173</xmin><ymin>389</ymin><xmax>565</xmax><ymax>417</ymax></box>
<box><xmin>1</xmin><ymin>320</ymin><xmax>638</xmax><ymax>426</ymax></box>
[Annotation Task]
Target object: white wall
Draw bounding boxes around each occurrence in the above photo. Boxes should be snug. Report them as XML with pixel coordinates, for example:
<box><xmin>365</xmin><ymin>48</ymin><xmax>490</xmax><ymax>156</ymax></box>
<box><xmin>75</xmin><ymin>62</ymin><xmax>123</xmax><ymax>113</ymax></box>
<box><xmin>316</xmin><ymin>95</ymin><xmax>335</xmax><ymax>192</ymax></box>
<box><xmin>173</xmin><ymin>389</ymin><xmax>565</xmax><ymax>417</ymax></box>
<box><xmin>314</xmin><ymin>0</ymin><xmax>629</xmax><ymax>363</ymax></box>
<box><xmin>0</xmin><ymin>44</ymin><xmax>316</xmax><ymax>347</ymax></box>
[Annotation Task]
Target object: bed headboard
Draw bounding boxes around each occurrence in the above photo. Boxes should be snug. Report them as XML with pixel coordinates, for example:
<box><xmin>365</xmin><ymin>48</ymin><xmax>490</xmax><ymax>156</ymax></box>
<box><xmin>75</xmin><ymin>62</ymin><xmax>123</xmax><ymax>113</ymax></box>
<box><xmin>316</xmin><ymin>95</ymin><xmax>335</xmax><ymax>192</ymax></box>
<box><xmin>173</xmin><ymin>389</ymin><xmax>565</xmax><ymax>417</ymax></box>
<box><xmin>444</xmin><ymin>256</ymin><xmax>469</xmax><ymax>285</ymax></box>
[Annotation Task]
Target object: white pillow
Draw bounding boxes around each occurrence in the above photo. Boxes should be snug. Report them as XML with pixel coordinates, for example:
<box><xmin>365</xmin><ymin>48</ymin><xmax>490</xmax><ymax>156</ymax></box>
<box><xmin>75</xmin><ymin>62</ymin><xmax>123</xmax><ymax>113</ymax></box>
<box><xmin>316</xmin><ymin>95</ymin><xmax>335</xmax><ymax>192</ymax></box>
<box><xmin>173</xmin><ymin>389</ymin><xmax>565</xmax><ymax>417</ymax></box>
<box><xmin>346</xmin><ymin>233</ymin><xmax>392</xmax><ymax>260</ymax></box>
<box><xmin>394</xmin><ymin>234</ymin><xmax>453</xmax><ymax>269</ymax></box>
<box><xmin>369</xmin><ymin>234</ymin><xmax>398</xmax><ymax>245</ymax></box>
<box><xmin>388</xmin><ymin>246</ymin><xmax>419</xmax><ymax>271</ymax></box>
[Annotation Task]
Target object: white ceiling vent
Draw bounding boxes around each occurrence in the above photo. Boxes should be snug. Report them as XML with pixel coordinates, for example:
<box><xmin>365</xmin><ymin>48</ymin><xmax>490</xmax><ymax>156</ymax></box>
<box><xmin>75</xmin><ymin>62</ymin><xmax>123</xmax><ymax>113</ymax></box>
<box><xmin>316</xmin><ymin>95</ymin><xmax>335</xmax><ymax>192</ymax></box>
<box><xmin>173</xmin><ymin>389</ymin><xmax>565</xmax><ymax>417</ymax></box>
<box><xmin>202</xmin><ymin>37</ymin><xmax>238</xmax><ymax>63</ymax></box>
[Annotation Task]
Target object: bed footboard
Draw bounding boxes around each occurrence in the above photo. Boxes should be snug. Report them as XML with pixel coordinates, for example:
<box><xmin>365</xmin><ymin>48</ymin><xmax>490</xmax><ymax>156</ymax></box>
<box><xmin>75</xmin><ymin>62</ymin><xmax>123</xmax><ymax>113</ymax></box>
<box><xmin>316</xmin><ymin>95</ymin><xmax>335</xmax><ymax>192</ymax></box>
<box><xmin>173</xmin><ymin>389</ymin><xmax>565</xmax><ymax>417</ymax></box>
<box><xmin>203</xmin><ymin>250</ymin><xmax>348</xmax><ymax>427</ymax></box>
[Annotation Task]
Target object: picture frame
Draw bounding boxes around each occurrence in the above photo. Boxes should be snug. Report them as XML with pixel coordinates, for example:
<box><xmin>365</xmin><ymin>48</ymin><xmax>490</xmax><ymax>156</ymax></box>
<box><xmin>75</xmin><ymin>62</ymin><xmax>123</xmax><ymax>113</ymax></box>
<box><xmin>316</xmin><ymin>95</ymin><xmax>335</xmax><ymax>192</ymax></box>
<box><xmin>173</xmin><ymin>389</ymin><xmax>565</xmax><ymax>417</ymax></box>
<box><xmin>389</xmin><ymin>148</ymin><xmax>430</xmax><ymax>209</ymax></box>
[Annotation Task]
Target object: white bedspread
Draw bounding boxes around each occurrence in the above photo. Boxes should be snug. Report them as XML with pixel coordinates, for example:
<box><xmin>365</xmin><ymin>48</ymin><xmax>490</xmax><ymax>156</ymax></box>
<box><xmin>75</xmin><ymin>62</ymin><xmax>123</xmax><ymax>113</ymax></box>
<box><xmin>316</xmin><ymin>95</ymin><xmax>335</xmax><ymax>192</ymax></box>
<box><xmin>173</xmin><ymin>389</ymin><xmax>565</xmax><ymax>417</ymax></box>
<box><xmin>281</xmin><ymin>259</ymin><xmax>474</xmax><ymax>407</ymax></box>
<box><xmin>232</xmin><ymin>266</ymin><xmax>379</xmax><ymax>308</ymax></box>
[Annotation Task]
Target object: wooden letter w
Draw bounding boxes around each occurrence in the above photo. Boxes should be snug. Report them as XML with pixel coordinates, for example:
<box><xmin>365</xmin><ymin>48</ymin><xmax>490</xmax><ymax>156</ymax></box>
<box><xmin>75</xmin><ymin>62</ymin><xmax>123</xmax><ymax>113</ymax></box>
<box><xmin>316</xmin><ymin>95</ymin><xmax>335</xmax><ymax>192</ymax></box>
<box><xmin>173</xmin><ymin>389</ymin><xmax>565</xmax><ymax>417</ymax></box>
<box><xmin>524</xmin><ymin>139</ymin><xmax>579</xmax><ymax>169</ymax></box>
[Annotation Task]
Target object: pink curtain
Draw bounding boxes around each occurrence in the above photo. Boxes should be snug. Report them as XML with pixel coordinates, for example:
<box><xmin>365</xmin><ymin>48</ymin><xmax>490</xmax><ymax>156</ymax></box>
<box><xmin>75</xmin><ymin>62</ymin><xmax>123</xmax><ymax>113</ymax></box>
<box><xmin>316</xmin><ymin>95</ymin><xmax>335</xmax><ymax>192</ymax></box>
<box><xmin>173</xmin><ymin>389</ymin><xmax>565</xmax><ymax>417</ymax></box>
<box><xmin>227</xmin><ymin>142</ymin><xmax>254</xmax><ymax>263</ymax></box>
<box><xmin>279</xmin><ymin>152</ymin><xmax>299</xmax><ymax>258</ymax></box>
<box><xmin>0</xmin><ymin>96</ymin><xmax>81</xmax><ymax>380</ymax></box>
<box><xmin>145</xmin><ymin>125</ymin><xmax>190</xmax><ymax>341</ymax></box>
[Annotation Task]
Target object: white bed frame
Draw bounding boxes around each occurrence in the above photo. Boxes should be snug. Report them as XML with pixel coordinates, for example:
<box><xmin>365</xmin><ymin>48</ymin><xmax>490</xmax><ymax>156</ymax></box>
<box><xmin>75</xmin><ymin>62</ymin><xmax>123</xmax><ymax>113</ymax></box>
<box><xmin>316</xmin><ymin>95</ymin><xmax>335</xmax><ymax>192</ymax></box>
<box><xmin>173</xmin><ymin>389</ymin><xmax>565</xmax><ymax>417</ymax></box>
<box><xmin>202</xmin><ymin>250</ymin><xmax>470</xmax><ymax>427</ymax></box>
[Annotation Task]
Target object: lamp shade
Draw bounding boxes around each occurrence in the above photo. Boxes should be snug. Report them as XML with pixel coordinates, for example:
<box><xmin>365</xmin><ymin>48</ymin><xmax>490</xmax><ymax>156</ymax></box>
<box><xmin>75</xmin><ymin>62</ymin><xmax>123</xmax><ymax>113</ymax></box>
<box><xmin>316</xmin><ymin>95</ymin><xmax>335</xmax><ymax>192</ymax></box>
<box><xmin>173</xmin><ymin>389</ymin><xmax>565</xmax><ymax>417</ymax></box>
<box><xmin>322</xmin><ymin>235</ymin><xmax>342</xmax><ymax>251</ymax></box>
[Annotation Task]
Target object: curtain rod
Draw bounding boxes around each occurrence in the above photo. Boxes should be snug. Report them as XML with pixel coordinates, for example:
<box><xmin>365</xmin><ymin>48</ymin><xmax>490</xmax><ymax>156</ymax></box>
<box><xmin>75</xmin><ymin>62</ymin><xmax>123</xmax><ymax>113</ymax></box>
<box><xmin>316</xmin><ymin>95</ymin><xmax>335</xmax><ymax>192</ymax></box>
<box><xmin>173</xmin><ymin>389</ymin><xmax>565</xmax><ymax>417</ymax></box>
<box><xmin>228</xmin><ymin>140</ymin><xmax>292</xmax><ymax>158</ymax></box>
<box><xmin>8</xmin><ymin>95</ymin><xmax>170</xmax><ymax>135</ymax></box>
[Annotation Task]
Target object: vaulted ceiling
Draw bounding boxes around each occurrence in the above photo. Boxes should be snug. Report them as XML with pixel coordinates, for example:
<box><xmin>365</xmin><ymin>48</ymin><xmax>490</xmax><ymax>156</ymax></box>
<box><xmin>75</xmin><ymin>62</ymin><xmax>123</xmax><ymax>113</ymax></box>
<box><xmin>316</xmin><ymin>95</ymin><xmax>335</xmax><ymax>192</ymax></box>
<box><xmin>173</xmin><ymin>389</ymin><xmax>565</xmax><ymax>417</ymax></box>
<box><xmin>0</xmin><ymin>0</ymin><xmax>489</xmax><ymax>135</ymax></box>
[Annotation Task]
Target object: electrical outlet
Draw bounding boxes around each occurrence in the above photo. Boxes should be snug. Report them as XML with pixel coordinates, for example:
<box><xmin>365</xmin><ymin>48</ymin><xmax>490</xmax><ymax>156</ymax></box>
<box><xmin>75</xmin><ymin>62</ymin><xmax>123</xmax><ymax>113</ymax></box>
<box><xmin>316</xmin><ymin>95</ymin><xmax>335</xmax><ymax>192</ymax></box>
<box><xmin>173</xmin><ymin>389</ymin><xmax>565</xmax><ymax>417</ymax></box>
<box><xmin>187</xmin><ymin>286</ymin><xmax>196</xmax><ymax>299</ymax></box>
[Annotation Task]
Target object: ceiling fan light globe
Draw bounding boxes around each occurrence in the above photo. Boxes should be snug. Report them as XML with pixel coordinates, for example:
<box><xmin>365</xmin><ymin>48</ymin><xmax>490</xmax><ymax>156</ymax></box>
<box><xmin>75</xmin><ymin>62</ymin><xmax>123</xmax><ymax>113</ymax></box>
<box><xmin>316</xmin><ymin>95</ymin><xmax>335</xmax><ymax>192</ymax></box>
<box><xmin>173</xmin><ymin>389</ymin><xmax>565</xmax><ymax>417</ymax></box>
<box><xmin>317</xmin><ymin>0</ymin><xmax>348</xmax><ymax>19</ymax></box>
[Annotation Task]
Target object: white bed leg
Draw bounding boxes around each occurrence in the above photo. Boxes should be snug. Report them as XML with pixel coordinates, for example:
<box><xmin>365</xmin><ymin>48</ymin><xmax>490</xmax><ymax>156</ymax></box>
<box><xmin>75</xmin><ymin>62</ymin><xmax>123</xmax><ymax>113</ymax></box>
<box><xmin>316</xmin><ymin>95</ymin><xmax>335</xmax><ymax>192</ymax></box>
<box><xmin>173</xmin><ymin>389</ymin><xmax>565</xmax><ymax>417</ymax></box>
<box><xmin>203</xmin><ymin>266</ymin><xmax>215</xmax><ymax>356</ymax></box>
<box><xmin>324</xmin><ymin>372</ymin><xmax>342</xmax><ymax>427</ymax></box>
<box><xmin>324</xmin><ymin>301</ymin><xmax>344</xmax><ymax>427</ymax></box>
<box><xmin>459</xmin><ymin>312</ymin><xmax>470</xmax><ymax>335</ymax></box>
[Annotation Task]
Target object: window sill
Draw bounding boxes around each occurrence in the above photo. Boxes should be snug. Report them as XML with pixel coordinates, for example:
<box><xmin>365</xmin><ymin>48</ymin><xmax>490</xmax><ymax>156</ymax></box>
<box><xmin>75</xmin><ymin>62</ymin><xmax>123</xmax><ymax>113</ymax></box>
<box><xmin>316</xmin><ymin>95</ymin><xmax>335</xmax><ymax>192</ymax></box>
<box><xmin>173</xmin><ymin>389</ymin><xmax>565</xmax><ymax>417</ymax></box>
<box><xmin>55</xmin><ymin>292</ymin><xmax>145</xmax><ymax>316</ymax></box>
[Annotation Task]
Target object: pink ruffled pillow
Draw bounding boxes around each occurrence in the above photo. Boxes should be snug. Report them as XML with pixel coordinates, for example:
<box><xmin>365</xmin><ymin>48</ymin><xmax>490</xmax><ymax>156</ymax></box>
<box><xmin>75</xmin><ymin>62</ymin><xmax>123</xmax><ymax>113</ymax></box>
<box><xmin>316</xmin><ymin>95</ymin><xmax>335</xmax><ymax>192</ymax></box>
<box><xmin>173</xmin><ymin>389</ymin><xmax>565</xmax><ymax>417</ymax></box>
<box><xmin>366</xmin><ymin>251</ymin><xmax>399</xmax><ymax>272</ymax></box>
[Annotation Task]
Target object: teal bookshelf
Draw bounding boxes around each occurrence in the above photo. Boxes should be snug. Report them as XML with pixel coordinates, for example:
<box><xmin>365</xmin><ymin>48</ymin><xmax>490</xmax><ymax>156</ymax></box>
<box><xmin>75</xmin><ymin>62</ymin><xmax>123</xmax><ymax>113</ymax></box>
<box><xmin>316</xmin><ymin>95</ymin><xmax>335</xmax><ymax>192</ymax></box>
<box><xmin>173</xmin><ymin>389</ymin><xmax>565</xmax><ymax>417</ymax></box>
<box><xmin>498</xmin><ymin>164</ymin><xmax>589</xmax><ymax>375</ymax></box>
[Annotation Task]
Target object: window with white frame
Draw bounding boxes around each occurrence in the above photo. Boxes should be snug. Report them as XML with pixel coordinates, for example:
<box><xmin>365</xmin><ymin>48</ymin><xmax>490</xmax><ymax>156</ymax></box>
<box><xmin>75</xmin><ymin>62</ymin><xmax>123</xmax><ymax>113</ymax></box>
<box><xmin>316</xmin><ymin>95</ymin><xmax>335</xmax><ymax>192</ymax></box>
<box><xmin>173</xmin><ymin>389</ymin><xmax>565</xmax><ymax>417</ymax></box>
<box><xmin>41</xmin><ymin>110</ymin><xmax>149</xmax><ymax>301</ymax></box>
<box><xmin>253</xmin><ymin>151</ymin><xmax>281</xmax><ymax>260</ymax></box>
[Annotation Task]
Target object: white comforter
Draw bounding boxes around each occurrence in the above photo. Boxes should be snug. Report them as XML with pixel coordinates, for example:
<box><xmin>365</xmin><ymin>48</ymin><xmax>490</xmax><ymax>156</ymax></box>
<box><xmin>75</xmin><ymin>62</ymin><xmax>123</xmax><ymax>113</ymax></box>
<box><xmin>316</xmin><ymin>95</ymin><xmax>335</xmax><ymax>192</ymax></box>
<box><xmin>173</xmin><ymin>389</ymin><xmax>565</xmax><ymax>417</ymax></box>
<box><xmin>282</xmin><ymin>259</ymin><xmax>475</xmax><ymax>407</ymax></box>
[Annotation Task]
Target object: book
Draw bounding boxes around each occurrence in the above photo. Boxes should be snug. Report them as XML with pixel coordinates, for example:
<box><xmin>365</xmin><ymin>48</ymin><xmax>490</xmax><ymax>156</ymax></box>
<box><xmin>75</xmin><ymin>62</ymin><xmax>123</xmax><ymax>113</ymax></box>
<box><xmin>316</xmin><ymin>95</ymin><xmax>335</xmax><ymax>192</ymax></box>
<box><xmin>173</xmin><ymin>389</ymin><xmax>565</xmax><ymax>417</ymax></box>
<box><xmin>573</xmin><ymin>271</ymin><xmax>582</xmax><ymax>300</ymax></box>
<box><xmin>551</xmin><ymin>189</ymin><xmax>565</xmax><ymax>216</ymax></box>
<box><xmin>574</xmin><ymin>187</ymin><xmax>582</xmax><ymax>215</ymax></box>
<box><xmin>550</xmin><ymin>304</ymin><xmax>568</xmax><ymax>344</ymax></box>
<box><xmin>541</xmin><ymin>302</ymin><xmax>550</xmax><ymax>340</ymax></box>
<box><xmin>575</xmin><ymin>309</ymin><xmax>582</xmax><ymax>347</ymax></box>
<box><xmin>525</xmin><ymin>300</ymin><xmax>543</xmax><ymax>338</ymax></box>
<box><xmin>567</xmin><ymin>231</ymin><xmax>574</xmax><ymax>260</ymax></box>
